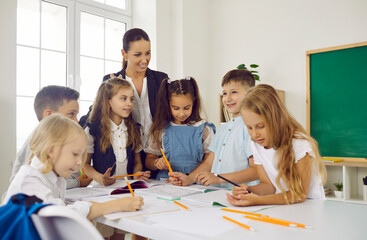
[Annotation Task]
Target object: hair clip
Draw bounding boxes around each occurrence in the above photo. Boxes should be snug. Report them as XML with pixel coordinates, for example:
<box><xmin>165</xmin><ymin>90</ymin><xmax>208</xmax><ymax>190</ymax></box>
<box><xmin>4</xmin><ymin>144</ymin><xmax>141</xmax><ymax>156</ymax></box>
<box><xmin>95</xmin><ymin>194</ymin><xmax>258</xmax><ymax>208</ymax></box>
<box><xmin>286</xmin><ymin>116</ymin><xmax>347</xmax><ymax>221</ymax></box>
<box><xmin>185</xmin><ymin>76</ymin><xmax>191</xmax><ymax>80</ymax></box>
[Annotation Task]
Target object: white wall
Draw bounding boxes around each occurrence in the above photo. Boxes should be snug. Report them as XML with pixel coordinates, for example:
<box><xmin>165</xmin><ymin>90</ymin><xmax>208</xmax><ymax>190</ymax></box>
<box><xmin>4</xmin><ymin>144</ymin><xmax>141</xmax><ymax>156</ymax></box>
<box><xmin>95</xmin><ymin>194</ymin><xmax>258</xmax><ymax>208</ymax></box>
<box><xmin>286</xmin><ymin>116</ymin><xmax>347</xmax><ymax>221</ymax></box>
<box><xmin>0</xmin><ymin>0</ymin><xmax>16</xmax><ymax>196</ymax></box>
<box><xmin>153</xmin><ymin>0</ymin><xmax>367</xmax><ymax>127</ymax></box>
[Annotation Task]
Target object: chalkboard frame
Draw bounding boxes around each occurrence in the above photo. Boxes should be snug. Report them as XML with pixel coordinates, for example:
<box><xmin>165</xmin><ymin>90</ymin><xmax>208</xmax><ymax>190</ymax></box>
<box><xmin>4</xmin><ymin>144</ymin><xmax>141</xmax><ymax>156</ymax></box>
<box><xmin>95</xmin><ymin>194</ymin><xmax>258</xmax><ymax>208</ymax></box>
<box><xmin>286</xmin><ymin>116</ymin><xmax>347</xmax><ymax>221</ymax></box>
<box><xmin>306</xmin><ymin>41</ymin><xmax>367</xmax><ymax>161</ymax></box>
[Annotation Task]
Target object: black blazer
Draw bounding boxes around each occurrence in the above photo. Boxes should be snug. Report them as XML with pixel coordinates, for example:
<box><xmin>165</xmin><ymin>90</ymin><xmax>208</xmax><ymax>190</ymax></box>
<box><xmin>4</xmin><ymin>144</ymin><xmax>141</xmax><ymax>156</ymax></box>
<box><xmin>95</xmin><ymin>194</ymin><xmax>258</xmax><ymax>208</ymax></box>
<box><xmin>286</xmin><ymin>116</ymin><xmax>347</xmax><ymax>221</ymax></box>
<box><xmin>79</xmin><ymin>68</ymin><xmax>168</xmax><ymax>128</ymax></box>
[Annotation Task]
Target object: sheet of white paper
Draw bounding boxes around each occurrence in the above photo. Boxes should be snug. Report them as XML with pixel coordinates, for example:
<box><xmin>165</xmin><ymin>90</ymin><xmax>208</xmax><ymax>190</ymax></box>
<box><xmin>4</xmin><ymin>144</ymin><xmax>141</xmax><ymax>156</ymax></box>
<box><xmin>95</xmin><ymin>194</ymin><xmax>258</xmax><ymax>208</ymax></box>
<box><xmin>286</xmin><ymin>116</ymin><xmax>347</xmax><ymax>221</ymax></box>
<box><xmin>146</xmin><ymin>207</ymin><xmax>245</xmax><ymax>238</ymax></box>
<box><xmin>181</xmin><ymin>189</ymin><xmax>232</xmax><ymax>207</ymax></box>
<box><xmin>135</xmin><ymin>184</ymin><xmax>204</xmax><ymax>200</ymax></box>
<box><xmin>65</xmin><ymin>187</ymin><xmax>111</xmax><ymax>201</ymax></box>
<box><xmin>103</xmin><ymin>194</ymin><xmax>181</xmax><ymax>220</ymax></box>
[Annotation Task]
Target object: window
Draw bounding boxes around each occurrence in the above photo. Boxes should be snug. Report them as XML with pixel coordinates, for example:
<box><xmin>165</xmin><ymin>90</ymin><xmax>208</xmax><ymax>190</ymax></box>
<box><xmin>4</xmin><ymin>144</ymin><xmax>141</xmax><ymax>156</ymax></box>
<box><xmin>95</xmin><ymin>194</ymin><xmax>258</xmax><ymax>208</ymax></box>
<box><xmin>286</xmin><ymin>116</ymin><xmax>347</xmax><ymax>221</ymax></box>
<box><xmin>16</xmin><ymin>0</ymin><xmax>130</xmax><ymax>150</ymax></box>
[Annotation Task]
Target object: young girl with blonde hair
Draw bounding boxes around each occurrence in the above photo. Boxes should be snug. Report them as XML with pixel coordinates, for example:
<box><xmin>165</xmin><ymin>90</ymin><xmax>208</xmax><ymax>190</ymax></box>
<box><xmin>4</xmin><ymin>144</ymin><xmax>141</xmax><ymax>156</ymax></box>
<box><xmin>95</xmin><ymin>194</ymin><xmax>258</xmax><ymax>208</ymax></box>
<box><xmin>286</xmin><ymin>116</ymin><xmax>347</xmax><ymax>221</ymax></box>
<box><xmin>227</xmin><ymin>84</ymin><xmax>326</xmax><ymax>206</ymax></box>
<box><xmin>3</xmin><ymin>114</ymin><xmax>144</xmax><ymax>220</ymax></box>
<box><xmin>145</xmin><ymin>77</ymin><xmax>216</xmax><ymax>180</ymax></box>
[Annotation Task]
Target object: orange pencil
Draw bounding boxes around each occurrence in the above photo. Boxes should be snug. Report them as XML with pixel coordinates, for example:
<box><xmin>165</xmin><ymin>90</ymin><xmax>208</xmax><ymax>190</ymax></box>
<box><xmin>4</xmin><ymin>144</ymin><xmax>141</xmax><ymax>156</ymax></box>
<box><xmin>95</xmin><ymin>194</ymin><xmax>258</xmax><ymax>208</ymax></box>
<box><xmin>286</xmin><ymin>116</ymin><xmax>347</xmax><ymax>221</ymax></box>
<box><xmin>245</xmin><ymin>215</ymin><xmax>297</xmax><ymax>228</ymax></box>
<box><xmin>262</xmin><ymin>216</ymin><xmax>311</xmax><ymax>229</ymax></box>
<box><xmin>160</xmin><ymin>148</ymin><xmax>173</xmax><ymax>173</ymax></box>
<box><xmin>113</xmin><ymin>173</ymin><xmax>143</xmax><ymax>179</ymax></box>
<box><xmin>221</xmin><ymin>208</ymin><xmax>263</xmax><ymax>217</ymax></box>
<box><xmin>81</xmin><ymin>169</ymin><xmax>87</xmax><ymax>178</ymax></box>
<box><xmin>173</xmin><ymin>200</ymin><xmax>189</xmax><ymax>210</ymax></box>
<box><xmin>124</xmin><ymin>177</ymin><xmax>135</xmax><ymax>197</ymax></box>
<box><xmin>223</xmin><ymin>216</ymin><xmax>255</xmax><ymax>232</ymax></box>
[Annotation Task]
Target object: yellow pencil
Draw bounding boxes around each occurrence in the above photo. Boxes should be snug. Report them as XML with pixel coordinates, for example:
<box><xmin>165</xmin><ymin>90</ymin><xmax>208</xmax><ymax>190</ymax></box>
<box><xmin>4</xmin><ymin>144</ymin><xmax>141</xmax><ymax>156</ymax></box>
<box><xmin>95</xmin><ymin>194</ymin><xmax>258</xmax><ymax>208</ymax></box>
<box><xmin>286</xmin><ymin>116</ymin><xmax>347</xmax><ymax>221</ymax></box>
<box><xmin>223</xmin><ymin>216</ymin><xmax>255</xmax><ymax>232</ymax></box>
<box><xmin>160</xmin><ymin>148</ymin><xmax>173</xmax><ymax>173</ymax></box>
<box><xmin>262</xmin><ymin>216</ymin><xmax>311</xmax><ymax>229</ymax></box>
<box><xmin>81</xmin><ymin>169</ymin><xmax>87</xmax><ymax>178</ymax></box>
<box><xmin>113</xmin><ymin>173</ymin><xmax>143</xmax><ymax>179</ymax></box>
<box><xmin>245</xmin><ymin>215</ymin><xmax>297</xmax><ymax>228</ymax></box>
<box><xmin>124</xmin><ymin>177</ymin><xmax>135</xmax><ymax>197</ymax></box>
<box><xmin>221</xmin><ymin>208</ymin><xmax>263</xmax><ymax>217</ymax></box>
<box><xmin>173</xmin><ymin>200</ymin><xmax>189</xmax><ymax>210</ymax></box>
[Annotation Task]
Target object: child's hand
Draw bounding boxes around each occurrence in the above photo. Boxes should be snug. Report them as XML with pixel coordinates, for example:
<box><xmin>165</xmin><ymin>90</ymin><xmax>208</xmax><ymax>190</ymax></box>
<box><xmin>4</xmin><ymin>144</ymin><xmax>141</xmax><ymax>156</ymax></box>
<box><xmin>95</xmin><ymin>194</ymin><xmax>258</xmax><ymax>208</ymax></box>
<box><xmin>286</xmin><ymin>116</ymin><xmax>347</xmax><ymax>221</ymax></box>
<box><xmin>232</xmin><ymin>184</ymin><xmax>250</xmax><ymax>197</ymax></box>
<box><xmin>168</xmin><ymin>172</ymin><xmax>191</xmax><ymax>186</ymax></box>
<box><xmin>118</xmin><ymin>196</ymin><xmax>144</xmax><ymax>212</ymax></box>
<box><xmin>99</xmin><ymin>168</ymin><xmax>116</xmax><ymax>186</ymax></box>
<box><xmin>154</xmin><ymin>157</ymin><xmax>169</xmax><ymax>170</ymax></box>
<box><xmin>133</xmin><ymin>171</ymin><xmax>151</xmax><ymax>181</ymax></box>
<box><xmin>195</xmin><ymin>172</ymin><xmax>220</xmax><ymax>186</ymax></box>
<box><xmin>226</xmin><ymin>192</ymin><xmax>258</xmax><ymax>207</ymax></box>
<box><xmin>77</xmin><ymin>175</ymin><xmax>93</xmax><ymax>187</ymax></box>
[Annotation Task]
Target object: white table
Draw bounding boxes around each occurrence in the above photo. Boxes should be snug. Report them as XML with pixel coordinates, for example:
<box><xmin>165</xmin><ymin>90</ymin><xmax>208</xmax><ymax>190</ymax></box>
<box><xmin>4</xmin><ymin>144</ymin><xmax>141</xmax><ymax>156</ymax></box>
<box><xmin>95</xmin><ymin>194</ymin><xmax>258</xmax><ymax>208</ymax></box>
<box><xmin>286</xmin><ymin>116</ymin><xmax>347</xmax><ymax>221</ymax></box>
<box><xmin>96</xmin><ymin>199</ymin><xmax>367</xmax><ymax>240</ymax></box>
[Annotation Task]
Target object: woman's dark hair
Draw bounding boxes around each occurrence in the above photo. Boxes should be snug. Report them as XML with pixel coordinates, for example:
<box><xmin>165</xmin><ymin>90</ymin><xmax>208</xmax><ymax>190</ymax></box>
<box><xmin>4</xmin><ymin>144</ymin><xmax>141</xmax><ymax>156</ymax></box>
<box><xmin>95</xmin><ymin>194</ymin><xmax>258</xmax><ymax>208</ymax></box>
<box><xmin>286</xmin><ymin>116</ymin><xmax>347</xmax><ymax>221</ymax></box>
<box><xmin>123</xmin><ymin>28</ymin><xmax>150</xmax><ymax>52</ymax></box>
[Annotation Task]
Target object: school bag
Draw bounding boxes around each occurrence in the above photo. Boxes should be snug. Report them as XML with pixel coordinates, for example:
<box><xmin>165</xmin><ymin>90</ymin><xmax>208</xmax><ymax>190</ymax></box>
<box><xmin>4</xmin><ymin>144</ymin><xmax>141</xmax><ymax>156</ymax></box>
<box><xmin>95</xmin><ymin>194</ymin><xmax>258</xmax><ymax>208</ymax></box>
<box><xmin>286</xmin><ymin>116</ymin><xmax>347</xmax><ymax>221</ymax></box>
<box><xmin>0</xmin><ymin>193</ymin><xmax>50</xmax><ymax>240</ymax></box>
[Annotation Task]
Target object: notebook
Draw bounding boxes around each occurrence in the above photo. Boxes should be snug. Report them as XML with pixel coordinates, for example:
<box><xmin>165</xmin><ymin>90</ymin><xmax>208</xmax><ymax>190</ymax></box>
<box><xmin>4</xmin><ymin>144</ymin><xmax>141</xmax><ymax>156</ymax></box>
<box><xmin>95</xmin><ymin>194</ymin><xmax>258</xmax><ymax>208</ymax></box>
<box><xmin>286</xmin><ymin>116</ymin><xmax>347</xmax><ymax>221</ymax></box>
<box><xmin>181</xmin><ymin>189</ymin><xmax>232</xmax><ymax>207</ymax></box>
<box><xmin>66</xmin><ymin>180</ymin><xmax>153</xmax><ymax>202</ymax></box>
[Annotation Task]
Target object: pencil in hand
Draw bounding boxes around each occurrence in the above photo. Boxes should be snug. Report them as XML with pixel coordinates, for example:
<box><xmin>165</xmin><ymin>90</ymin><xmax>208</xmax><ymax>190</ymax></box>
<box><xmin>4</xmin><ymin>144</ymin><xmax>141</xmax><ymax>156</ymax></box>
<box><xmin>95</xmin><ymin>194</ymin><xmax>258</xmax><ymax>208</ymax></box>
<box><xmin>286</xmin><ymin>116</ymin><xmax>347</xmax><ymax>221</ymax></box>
<box><xmin>160</xmin><ymin>148</ymin><xmax>173</xmax><ymax>173</ymax></box>
<box><xmin>125</xmin><ymin>177</ymin><xmax>135</xmax><ymax>197</ymax></box>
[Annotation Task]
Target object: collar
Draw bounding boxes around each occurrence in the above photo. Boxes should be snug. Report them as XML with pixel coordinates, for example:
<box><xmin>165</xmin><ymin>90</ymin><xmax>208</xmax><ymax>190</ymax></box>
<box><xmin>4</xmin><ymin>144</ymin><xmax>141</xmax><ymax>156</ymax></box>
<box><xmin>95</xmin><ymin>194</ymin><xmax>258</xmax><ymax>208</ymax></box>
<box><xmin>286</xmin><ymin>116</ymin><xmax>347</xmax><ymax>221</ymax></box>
<box><xmin>110</xmin><ymin>119</ymin><xmax>127</xmax><ymax>132</ymax></box>
<box><xmin>30</xmin><ymin>156</ymin><xmax>59</xmax><ymax>185</ymax></box>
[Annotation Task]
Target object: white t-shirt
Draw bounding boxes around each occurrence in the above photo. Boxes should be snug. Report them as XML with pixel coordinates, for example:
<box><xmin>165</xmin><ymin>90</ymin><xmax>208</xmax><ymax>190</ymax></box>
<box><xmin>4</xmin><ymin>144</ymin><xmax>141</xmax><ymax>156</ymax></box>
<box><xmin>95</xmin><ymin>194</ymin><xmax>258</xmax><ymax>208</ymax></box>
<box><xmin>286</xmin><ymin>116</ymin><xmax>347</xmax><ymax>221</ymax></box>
<box><xmin>2</xmin><ymin>157</ymin><xmax>92</xmax><ymax>217</ymax></box>
<box><xmin>251</xmin><ymin>138</ymin><xmax>325</xmax><ymax>200</ymax></box>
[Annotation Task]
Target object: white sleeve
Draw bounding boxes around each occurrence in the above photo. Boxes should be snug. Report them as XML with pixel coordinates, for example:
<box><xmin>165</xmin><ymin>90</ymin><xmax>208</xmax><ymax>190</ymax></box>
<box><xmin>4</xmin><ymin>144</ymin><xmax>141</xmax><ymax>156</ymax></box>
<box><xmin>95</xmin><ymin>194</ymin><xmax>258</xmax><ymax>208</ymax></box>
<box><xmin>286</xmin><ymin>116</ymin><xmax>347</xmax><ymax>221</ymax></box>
<box><xmin>293</xmin><ymin>139</ymin><xmax>314</xmax><ymax>163</ymax></box>
<box><xmin>251</xmin><ymin>141</ymin><xmax>262</xmax><ymax>165</ymax></box>
<box><xmin>145</xmin><ymin>131</ymin><xmax>164</xmax><ymax>156</ymax></box>
<box><xmin>84</xmin><ymin>127</ymin><xmax>95</xmax><ymax>154</ymax></box>
<box><xmin>202</xmin><ymin>125</ymin><xmax>215</xmax><ymax>153</ymax></box>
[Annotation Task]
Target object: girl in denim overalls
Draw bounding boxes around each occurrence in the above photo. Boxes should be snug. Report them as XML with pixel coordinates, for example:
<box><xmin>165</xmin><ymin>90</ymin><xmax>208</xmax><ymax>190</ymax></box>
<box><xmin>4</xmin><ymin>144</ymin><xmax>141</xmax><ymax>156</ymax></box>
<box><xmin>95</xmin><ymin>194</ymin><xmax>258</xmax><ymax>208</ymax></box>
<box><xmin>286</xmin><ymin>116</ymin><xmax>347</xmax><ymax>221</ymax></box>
<box><xmin>145</xmin><ymin>77</ymin><xmax>216</xmax><ymax>180</ymax></box>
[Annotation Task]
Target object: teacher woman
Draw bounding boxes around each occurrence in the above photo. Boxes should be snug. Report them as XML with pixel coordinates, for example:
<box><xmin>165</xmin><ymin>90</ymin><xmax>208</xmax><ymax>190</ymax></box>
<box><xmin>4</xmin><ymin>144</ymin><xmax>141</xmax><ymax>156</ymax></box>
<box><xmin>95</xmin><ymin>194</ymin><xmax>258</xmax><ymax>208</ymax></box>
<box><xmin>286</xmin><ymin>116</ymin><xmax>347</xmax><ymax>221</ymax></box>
<box><xmin>80</xmin><ymin>28</ymin><xmax>168</xmax><ymax>175</ymax></box>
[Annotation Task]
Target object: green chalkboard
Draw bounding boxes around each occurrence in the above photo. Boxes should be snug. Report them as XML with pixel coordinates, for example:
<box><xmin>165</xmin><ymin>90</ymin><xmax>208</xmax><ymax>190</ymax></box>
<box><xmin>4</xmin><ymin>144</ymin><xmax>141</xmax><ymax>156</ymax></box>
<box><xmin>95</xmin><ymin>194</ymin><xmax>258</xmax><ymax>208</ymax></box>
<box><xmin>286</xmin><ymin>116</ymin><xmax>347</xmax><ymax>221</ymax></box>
<box><xmin>307</xmin><ymin>42</ymin><xmax>367</xmax><ymax>158</ymax></box>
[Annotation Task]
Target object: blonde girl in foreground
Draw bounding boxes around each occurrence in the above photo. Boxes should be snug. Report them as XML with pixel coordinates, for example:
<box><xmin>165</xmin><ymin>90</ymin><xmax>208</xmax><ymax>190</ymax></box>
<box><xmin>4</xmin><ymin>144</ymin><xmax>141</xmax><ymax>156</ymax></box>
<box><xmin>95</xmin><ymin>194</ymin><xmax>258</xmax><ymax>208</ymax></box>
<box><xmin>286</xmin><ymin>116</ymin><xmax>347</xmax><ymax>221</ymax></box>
<box><xmin>3</xmin><ymin>114</ymin><xmax>143</xmax><ymax>219</ymax></box>
<box><xmin>227</xmin><ymin>84</ymin><xmax>326</xmax><ymax>206</ymax></box>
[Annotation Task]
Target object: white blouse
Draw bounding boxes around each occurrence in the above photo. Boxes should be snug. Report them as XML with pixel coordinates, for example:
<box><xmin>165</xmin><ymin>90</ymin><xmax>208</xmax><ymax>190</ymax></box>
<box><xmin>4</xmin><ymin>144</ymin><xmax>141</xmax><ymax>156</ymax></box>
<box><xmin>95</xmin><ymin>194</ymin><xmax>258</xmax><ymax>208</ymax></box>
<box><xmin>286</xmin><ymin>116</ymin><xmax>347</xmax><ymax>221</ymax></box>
<box><xmin>125</xmin><ymin>76</ymin><xmax>152</xmax><ymax>151</ymax></box>
<box><xmin>85</xmin><ymin>119</ymin><xmax>142</xmax><ymax>177</ymax></box>
<box><xmin>2</xmin><ymin>157</ymin><xmax>92</xmax><ymax>217</ymax></box>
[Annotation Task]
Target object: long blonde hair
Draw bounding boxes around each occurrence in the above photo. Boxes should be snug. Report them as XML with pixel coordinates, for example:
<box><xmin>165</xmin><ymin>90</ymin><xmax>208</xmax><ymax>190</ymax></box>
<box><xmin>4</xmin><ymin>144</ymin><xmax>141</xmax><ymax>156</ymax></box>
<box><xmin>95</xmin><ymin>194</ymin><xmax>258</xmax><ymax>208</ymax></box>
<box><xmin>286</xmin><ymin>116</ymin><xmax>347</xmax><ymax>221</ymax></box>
<box><xmin>29</xmin><ymin>114</ymin><xmax>87</xmax><ymax>173</ymax></box>
<box><xmin>89</xmin><ymin>78</ymin><xmax>141</xmax><ymax>153</ymax></box>
<box><xmin>241</xmin><ymin>84</ymin><xmax>326</xmax><ymax>202</ymax></box>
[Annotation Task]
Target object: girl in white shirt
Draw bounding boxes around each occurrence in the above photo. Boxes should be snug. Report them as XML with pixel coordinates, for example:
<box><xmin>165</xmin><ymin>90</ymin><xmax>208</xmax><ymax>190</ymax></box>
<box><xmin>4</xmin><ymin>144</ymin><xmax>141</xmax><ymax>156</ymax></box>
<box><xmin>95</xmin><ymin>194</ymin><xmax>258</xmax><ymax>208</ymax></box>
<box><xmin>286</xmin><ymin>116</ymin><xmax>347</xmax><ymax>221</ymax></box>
<box><xmin>227</xmin><ymin>84</ymin><xmax>326</xmax><ymax>206</ymax></box>
<box><xmin>3</xmin><ymin>114</ymin><xmax>144</xmax><ymax>220</ymax></box>
<box><xmin>84</xmin><ymin>78</ymin><xmax>150</xmax><ymax>186</ymax></box>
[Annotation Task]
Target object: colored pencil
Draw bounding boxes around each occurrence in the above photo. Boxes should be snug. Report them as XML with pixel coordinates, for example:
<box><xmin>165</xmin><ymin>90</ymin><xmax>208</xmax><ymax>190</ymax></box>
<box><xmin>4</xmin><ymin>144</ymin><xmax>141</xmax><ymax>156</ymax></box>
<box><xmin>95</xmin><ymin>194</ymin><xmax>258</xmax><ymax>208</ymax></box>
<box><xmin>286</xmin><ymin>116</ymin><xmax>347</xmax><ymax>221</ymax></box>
<box><xmin>245</xmin><ymin>215</ymin><xmax>297</xmax><ymax>228</ymax></box>
<box><xmin>221</xmin><ymin>208</ymin><xmax>263</xmax><ymax>217</ymax></box>
<box><xmin>125</xmin><ymin>177</ymin><xmax>135</xmax><ymax>197</ymax></box>
<box><xmin>113</xmin><ymin>173</ymin><xmax>143</xmax><ymax>179</ymax></box>
<box><xmin>173</xmin><ymin>200</ymin><xmax>189</xmax><ymax>210</ymax></box>
<box><xmin>81</xmin><ymin>169</ymin><xmax>87</xmax><ymax>178</ymax></box>
<box><xmin>223</xmin><ymin>216</ymin><xmax>255</xmax><ymax>232</ymax></box>
<box><xmin>160</xmin><ymin>148</ymin><xmax>173</xmax><ymax>173</ymax></box>
<box><xmin>213</xmin><ymin>173</ymin><xmax>240</xmax><ymax>187</ymax></box>
<box><xmin>262</xmin><ymin>216</ymin><xmax>311</xmax><ymax>229</ymax></box>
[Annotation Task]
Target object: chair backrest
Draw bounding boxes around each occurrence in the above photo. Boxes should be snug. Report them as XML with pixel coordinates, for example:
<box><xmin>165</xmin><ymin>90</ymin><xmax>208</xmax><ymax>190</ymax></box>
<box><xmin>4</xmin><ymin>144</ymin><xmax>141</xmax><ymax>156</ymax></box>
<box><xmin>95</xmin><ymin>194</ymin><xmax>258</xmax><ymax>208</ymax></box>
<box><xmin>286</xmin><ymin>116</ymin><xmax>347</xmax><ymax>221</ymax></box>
<box><xmin>31</xmin><ymin>205</ymin><xmax>103</xmax><ymax>240</ymax></box>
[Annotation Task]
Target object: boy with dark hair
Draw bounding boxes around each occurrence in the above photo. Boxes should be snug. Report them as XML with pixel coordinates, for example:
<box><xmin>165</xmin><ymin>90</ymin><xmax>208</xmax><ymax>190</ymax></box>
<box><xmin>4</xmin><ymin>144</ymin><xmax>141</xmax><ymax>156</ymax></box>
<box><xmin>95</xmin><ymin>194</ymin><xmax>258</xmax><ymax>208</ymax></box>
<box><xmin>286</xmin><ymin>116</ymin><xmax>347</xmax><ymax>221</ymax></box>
<box><xmin>10</xmin><ymin>85</ymin><xmax>92</xmax><ymax>188</ymax></box>
<box><xmin>170</xmin><ymin>69</ymin><xmax>258</xmax><ymax>188</ymax></box>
